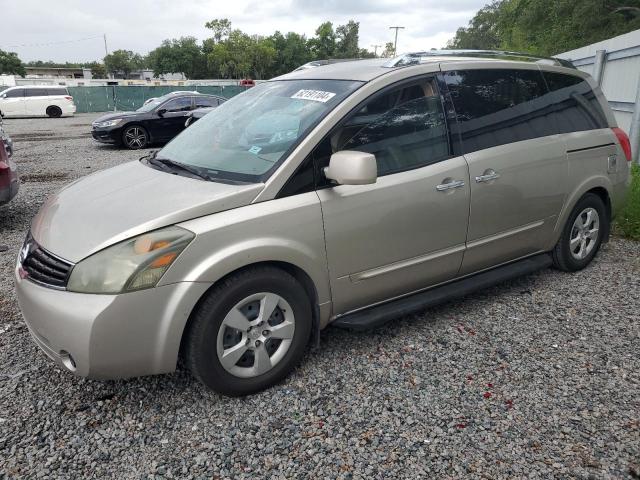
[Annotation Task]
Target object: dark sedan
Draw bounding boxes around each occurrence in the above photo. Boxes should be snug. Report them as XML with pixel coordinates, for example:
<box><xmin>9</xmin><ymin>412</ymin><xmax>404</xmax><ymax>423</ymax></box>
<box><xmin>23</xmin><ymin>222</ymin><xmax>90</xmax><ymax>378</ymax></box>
<box><xmin>91</xmin><ymin>92</ymin><xmax>226</xmax><ymax>149</ymax></box>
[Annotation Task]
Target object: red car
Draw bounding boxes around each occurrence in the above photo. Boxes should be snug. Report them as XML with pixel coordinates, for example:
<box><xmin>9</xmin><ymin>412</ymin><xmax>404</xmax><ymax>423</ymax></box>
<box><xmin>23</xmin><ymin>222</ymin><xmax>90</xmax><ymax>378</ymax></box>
<box><xmin>0</xmin><ymin>122</ymin><xmax>18</xmax><ymax>206</ymax></box>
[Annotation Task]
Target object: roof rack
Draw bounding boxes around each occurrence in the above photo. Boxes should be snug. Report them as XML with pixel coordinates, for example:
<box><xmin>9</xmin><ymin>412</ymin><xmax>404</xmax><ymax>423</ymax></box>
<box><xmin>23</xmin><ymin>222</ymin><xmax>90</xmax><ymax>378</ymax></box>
<box><xmin>384</xmin><ymin>49</ymin><xmax>576</xmax><ymax>69</ymax></box>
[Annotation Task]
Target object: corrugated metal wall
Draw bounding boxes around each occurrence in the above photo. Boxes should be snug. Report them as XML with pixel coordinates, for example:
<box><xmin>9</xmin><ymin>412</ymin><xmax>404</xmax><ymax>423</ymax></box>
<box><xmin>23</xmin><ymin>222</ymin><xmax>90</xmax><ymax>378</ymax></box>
<box><xmin>67</xmin><ymin>85</ymin><xmax>250</xmax><ymax>113</ymax></box>
<box><xmin>558</xmin><ymin>29</ymin><xmax>640</xmax><ymax>133</ymax></box>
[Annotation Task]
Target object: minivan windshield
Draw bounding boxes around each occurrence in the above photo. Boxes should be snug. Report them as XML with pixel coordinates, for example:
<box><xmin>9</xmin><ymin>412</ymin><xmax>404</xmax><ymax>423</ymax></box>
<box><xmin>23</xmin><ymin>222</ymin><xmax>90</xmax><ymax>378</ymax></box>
<box><xmin>157</xmin><ymin>79</ymin><xmax>362</xmax><ymax>183</ymax></box>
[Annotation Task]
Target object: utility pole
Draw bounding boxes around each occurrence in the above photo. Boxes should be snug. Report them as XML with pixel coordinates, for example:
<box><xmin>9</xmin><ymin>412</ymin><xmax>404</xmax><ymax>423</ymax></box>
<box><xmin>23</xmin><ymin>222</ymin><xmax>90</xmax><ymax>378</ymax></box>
<box><xmin>371</xmin><ymin>44</ymin><xmax>382</xmax><ymax>57</ymax></box>
<box><xmin>388</xmin><ymin>26</ymin><xmax>405</xmax><ymax>56</ymax></box>
<box><xmin>103</xmin><ymin>34</ymin><xmax>108</xmax><ymax>57</ymax></box>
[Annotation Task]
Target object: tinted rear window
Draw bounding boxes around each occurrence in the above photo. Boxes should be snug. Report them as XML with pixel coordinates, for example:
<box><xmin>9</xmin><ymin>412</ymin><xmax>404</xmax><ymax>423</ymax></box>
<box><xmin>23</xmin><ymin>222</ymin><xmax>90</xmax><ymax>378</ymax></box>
<box><xmin>443</xmin><ymin>69</ymin><xmax>556</xmax><ymax>153</ymax></box>
<box><xmin>541</xmin><ymin>72</ymin><xmax>608</xmax><ymax>133</ymax></box>
<box><xmin>46</xmin><ymin>88</ymin><xmax>68</xmax><ymax>96</ymax></box>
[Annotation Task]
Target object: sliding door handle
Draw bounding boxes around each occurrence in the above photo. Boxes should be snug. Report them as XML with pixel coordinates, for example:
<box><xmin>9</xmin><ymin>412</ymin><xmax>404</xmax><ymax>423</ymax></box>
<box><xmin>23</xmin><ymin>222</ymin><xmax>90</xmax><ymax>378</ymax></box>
<box><xmin>475</xmin><ymin>169</ymin><xmax>500</xmax><ymax>183</ymax></box>
<box><xmin>436</xmin><ymin>180</ymin><xmax>465</xmax><ymax>191</ymax></box>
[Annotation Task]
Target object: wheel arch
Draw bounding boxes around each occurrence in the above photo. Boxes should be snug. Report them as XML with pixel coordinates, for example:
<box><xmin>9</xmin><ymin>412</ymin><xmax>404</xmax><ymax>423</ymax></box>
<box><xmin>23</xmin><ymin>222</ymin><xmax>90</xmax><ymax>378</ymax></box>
<box><xmin>178</xmin><ymin>260</ymin><xmax>323</xmax><ymax>363</ymax></box>
<box><xmin>551</xmin><ymin>176</ymin><xmax>613</xmax><ymax>247</ymax></box>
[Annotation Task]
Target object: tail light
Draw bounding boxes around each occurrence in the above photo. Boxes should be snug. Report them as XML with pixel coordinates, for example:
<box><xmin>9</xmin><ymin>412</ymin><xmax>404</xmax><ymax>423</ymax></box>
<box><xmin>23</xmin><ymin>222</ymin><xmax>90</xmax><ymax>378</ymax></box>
<box><xmin>0</xmin><ymin>146</ymin><xmax>10</xmax><ymax>189</ymax></box>
<box><xmin>612</xmin><ymin>127</ymin><xmax>632</xmax><ymax>162</ymax></box>
<box><xmin>65</xmin><ymin>96</ymin><xmax>73</xmax><ymax>101</ymax></box>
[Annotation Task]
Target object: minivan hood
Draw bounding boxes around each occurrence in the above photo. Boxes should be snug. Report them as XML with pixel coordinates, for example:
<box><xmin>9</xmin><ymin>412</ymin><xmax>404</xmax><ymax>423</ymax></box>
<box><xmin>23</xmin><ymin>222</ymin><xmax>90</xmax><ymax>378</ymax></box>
<box><xmin>31</xmin><ymin>161</ymin><xmax>263</xmax><ymax>262</ymax></box>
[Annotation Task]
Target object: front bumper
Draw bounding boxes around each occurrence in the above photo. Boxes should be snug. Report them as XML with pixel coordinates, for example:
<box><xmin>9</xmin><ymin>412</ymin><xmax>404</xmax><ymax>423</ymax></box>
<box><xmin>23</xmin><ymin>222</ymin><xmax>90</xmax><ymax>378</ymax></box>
<box><xmin>91</xmin><ymin>128</ymin><xmax>120</xmax><ymax>144</ymax></box>
<box><xmin>15</xmin><ymin>266</ymin><xmax>210</xmax><ymax>379</ymax></box>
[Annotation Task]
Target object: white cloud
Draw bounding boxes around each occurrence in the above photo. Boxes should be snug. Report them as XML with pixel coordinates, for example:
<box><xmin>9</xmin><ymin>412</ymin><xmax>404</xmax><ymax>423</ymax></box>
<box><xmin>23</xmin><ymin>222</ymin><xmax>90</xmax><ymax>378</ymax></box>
<box><xmin>0</xmin><ymin>0</ymin><xmax>487</xmax><ymax>62</ymax></box>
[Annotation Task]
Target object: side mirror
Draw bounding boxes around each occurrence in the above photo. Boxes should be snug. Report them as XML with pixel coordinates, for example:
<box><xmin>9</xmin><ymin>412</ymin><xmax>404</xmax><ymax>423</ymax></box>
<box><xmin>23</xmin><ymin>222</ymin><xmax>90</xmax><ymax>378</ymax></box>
<box><xmin>157</xmin><ymin>108</ymin><xmax>167</xmax><ymax>117</ymax></box>
<box><xmin>324</xmin><ymin>150</ymin><xmax>377</xmax><ymax>186</ymax></box>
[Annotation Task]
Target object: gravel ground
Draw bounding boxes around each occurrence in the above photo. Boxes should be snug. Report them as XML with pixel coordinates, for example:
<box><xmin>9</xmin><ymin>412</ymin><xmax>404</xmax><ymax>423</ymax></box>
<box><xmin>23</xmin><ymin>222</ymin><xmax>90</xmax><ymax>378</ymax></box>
<box><xmin>1</xmin><ymin>114</ymin><xmax>639</xmax><ymax>479</ymax></box>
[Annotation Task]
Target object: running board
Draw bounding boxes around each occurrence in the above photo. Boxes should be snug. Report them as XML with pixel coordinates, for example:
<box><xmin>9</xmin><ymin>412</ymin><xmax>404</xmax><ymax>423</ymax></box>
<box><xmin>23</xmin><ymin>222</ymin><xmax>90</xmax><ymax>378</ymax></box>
<box><xmin>331</xmin><ymin>253</ymin><xmax>552</xmax><ymax>331</ymax></box>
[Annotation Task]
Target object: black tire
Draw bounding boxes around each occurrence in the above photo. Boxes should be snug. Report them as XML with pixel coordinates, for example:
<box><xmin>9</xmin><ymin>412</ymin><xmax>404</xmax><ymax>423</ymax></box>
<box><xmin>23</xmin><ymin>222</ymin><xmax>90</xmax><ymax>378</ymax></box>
<box><xmin>46</xmin><ymin>106</ymin><xmax>62</xmax><ymax>118</ymax></box>
<box><xmin>552</xmin><ymin>193</ymin><xmax>607</xmax><ymax>272</ymax></box>
<box><xmin>121</xmin><ymin>125</ymin><xmax>148</xmax><ymax>149</ymax></box>
<box><xmin>185</xmin><ymin>266</ymin><xmax>312</xmax><ymax>397</ymax></box>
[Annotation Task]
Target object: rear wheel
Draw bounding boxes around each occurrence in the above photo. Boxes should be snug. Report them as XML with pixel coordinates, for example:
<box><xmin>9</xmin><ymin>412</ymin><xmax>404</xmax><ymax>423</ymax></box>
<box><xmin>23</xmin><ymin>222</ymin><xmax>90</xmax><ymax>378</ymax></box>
<box><xmin>46</xmin><ymin>106</ymin><xmax>62</xmax><ymax>118</ymax></box>
<box><xmin>185</xmin><ymin>267</ymin><xmax>312</xmax><ymax>396</ymax></box>
<box><xmin>552</xmin><ymin>193</ymin><xmax>607</xmax><ymax>271</ymax></box>
<box><xmin>121</xmin><ymin>125</ymin><xmax>148</xmax><ymax>149</ymax></box>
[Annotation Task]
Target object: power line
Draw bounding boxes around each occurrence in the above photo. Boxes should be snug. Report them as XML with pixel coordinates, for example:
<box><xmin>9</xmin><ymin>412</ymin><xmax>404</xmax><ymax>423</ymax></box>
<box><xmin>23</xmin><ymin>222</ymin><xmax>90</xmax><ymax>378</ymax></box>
<box><xmin>2</xmin><ymin>35</ymin><xmax>104</xmax><ymax>48</ymax></box>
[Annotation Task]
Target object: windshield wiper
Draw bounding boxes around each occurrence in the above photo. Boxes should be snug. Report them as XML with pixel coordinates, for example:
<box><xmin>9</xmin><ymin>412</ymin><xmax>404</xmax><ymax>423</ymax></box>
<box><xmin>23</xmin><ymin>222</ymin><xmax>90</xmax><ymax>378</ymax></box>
<box><xmin>147</xmin><ymin>155</ymin><xmax>215</xmax><ymax>181</ymax></box>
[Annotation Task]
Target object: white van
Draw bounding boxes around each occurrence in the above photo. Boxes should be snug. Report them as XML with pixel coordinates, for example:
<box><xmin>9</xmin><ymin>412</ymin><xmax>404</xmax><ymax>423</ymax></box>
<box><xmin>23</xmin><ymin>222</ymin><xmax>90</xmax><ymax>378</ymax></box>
<box><xmin>0</xmin><ymin>86</ymin><xmax>76</xmax><ymax>118</ymax></box>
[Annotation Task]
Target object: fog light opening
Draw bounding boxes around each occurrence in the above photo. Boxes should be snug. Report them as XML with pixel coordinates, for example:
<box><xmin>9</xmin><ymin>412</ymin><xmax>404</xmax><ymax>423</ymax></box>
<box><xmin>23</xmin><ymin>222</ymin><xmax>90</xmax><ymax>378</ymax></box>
<box><xmin>60</xmin><ymin>350</ymin><xmax>77</xmax><ymax>372</ymax></box>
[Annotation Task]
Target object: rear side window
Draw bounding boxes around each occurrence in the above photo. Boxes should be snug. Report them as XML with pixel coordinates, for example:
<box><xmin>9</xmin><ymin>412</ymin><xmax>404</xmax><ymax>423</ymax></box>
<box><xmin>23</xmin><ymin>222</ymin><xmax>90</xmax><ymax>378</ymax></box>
<box><xmin>194</xmin><ymin>96</ymin><xmax>219</xmax><ymax>108</ymax></box>
<box><xmin>542</xmin><ymin>72</ymin><xmax>608</xmax><ymax>133</ymax></box>
<box><xmin>163</xmin><ymin>97</ymin><xmax>192</xmax><ymax>112</ymax></box>
<box><xmin>443</xmin><ymin>69</ymin><xmax>556</xmax><ymax>153</ymax></box>
<box><xmin>4</xmin><ymin>89</ymin><xmax>24</xmax><ymax>98</ymax></box>
<box><xmin>46</xmin><ymin>88</ymin><xmax>68</xmax><ymax>96</ymax></box>
<box><xmin>25</xmin><ymin>88</ymin><xmax>49</xmax><ymax>97</ymax></box>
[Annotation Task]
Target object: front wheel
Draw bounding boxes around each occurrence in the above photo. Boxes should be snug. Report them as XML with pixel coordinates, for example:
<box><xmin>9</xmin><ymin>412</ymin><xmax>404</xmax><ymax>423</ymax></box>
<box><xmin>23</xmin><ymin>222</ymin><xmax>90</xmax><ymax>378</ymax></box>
<box><xmin>185</xmin><ymin>267</ymin><xmax>312</xmax><ymax>396</ymax></box>
<box><xmin>552</xmin><ymin>193</ymin><xmax>607</xmax><ymax>271</ymax></box>
<box><xmin>121</xmin><ymin>125</ymin><xmax>148</xmax><ymax>149</ymax></box>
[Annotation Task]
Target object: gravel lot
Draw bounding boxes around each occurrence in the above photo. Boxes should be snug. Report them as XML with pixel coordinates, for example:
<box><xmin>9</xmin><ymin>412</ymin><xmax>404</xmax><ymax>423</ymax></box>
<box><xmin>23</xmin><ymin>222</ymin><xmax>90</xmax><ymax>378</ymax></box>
<box><xmin>1</xmin><ymin>114</ymin><xmax>639</xmax><ymax>479</ymax></box>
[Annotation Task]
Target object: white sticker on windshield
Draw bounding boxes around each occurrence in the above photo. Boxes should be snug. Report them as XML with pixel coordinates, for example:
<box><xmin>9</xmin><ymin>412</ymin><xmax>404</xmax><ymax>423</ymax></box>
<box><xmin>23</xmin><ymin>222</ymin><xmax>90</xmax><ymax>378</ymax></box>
<box><xmin>248</xmin><ymin>146</ymin><xmax>262</xmax><ymax>155</ymax></box>
<box><xmin>291</xmin><ymin>89</ymin><xmax>336</xmax><ymax>103</ymax></box>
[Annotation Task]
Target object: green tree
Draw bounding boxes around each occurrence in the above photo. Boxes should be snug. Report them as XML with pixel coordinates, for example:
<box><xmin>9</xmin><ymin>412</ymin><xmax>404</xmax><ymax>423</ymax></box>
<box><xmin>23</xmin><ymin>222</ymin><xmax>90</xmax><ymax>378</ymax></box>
<box><xmin>85</xmin><ymin>61</ymin><xmax>106</xmax><ymax>78</ymax></box>
<box><xmin>380</xmin><ymin>42</ymin><xmax>396</xmax><ymax>58</ymax></box>
<box><xmin>335</xmin><ymin>20</ymin><xmax>360</xmax><ymax>58</ymax></box>
<box><xmin>104</xmin><ymin>49</ymin><xmax>144</xmax><ymax>78</ymax></box>
<box><xmin>147</xmin><ymin>37</ymin><xmax>206</xmax><ymax>79</ymax></box>
<box><xmin>205</xmin><ymin>18</ymin><xmax>232</xmax><ymax>43</ymax></box>
<box><xmin>0</xmin><ymin>49</ymin><xmax>26</xmax><ymax>76</ymax></box>
<box><xmin>310</xmin><ymin>21</ymin><xmax>337</xmax><ymax>59</ymax></box>
<box><xmin>269</xmin><ymin>31</ymin><xmax>312</xmax><ymax>76</ymax></box>
<box><xmin>448</xmin><ymin>0</ymin><xmax>640</xmax><ymax>56</ymax></box>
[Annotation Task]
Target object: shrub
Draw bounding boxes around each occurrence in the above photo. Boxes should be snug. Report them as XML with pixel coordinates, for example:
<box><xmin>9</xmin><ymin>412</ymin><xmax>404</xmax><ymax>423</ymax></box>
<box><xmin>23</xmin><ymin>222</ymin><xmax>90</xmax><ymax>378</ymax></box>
<box><xmin>616</xmin><ymin>164</ymin><xmax>640</xmax><ymax>240</ymax></box>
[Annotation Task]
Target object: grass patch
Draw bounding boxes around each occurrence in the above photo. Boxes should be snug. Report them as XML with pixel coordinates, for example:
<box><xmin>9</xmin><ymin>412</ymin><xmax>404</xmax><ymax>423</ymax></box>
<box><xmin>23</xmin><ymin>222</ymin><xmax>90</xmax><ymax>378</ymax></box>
<box><xmin>615</xmin><ymin>164</ymin><xmax>640</xmax><ymax>240</ymax></box>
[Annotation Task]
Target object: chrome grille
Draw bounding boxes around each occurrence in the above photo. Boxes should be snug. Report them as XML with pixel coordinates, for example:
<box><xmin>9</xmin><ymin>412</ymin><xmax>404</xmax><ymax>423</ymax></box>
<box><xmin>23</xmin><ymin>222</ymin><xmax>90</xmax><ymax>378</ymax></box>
<box><xmin>20</xmin><ymin>235</ymin><xmax>73</xmax><ymax>289</ymax></box>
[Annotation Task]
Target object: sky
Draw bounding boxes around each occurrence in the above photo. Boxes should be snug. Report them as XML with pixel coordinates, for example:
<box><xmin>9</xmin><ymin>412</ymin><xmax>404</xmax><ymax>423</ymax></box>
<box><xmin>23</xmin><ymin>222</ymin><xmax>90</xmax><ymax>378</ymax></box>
<box><xmin>0</xmin><ymin>0</ymin><xmax>488</xmax><ymax>63</ymax></box>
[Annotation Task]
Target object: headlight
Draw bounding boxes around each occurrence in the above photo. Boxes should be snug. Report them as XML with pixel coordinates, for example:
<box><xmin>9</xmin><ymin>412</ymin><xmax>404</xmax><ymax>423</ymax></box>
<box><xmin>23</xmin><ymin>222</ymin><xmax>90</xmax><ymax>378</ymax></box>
<box><xmin>94</xmin><ymin>119</ymin><xmax>123</xmax><ymax>128</ymax></box>
<box><xmin>67</xmin><ymin>226</ymin><xmax>194</xmax><ymax>294</ymax></box>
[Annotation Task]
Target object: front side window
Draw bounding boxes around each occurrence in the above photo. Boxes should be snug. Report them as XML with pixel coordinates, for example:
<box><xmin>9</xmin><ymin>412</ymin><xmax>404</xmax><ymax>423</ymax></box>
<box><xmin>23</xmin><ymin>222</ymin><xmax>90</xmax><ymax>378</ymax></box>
<box><xmin>158</xmin><ymin>79</ymin><xmax>362</xmax><ymax>183</ymax></box>
<box><xmin>443</xmin><ymin>69</ymin><xmax>554</xmax><ymax>153</ymax></box>
<box><xmin>4</xmin><ymin>89</ymin><xmax>24</xmax><ymax>98</ymax></box>
<box><xmin>311</xmin><ymin>77</ymin><xmax>450</xmax><ymax>182</ymax></box>
<box><xmin>162</xmin><ymin>97</ymin><xmax>192</xmax><ymax>112</ymax></box>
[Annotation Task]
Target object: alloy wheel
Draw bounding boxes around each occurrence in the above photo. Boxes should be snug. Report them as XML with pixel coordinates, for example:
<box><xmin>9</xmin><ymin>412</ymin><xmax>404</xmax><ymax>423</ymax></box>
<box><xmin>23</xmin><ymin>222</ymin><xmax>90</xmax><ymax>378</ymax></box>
<box><xmin>123</xmin><ymin>127</ymin><xmax>147</xmax><ymax>149</ymax></box>
<box><xmin>216</xmin><ymin>292</ymin><xmax>296</xmax><ymax>378</ymax></box>
<box><xmin>570</xmin><ymin>207</ymin><xmax>600</xmax><ymax>260</ymax></box>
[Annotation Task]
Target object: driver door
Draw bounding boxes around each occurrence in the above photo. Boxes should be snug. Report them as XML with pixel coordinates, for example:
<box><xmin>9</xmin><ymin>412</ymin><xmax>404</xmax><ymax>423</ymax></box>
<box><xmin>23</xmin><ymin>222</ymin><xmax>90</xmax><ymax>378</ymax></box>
<box><xmin>154</xmin><ymin>96</ymin><xmax>194</xmax><ymax>141</ymax></box>
<box><xmin>315</xmin><ymin>77</ymin><xmax>471</xmax><ymax>315</ymax></box>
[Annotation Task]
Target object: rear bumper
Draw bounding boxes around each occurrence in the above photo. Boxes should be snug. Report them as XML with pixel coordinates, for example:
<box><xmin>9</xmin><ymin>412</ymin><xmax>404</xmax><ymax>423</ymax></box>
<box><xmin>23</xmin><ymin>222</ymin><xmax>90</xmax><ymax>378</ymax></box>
<box><xmin>15</xmin><ymin>265</ymin><xmax>210</xmax><ymax>379</ymax></box>
<box><xmin>0</xmin><ymin>180</ymin><xmax>19</xmax><ymax>205</ymax></box>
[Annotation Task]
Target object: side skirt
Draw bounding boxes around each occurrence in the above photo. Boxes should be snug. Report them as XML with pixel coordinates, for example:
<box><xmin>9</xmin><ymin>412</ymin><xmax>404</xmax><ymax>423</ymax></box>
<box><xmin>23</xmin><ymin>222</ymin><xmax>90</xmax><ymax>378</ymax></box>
<box><xmin>331</xmin><ymin>253</ymin><xmax>552</xmax><ymax>331</ymax></box>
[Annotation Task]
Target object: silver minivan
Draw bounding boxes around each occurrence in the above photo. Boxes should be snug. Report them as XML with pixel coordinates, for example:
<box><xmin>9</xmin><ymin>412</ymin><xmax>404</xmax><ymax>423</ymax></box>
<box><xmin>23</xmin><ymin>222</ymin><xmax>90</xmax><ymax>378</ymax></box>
<box><xmin>15</xmin><ymin>52</ymin><xmax>631</xmax><ymax>396</ymax></box>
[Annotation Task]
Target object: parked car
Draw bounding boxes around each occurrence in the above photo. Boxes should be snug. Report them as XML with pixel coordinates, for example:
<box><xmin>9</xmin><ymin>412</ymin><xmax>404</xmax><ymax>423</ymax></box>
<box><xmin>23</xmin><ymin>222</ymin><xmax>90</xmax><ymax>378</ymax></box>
<box><xmin>143</xmin><ymin>90</ymin><xmax>200</xmax><ymax>106</ymax></box>
<box><xmin>91</xmin><ymin>92</ymin><xmax>226</xmax><ymax>149</ymax></box>
<box><xmin>0</xmin><ymin>86</ymin><xmax>76</xmax><ymax>118</ymax></box>
<box><xmin>184</xmin><ymin>101</ymin><xmax>226</xmax><ymax>127</ymax></box>
<box><xmin>0</xmin><ymin>118</ymin><xmax>18</xmax><ymax>206</ymax></box>
<box><xmin>15</xmin><ymin>52</ymin><xmax>630</xmax><ymax>397</ymax></box>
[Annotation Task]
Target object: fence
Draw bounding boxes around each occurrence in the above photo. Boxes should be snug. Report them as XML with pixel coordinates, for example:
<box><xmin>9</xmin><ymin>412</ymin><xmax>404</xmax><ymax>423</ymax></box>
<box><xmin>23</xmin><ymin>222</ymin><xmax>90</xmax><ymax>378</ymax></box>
<box><xmin>558</xmin><ymin>28</ymin><xmax>640</xmax><ymax>163</ymax></box>
<box><xmin>66</xmin><ymin>85</ymin><xmax>250</xmax><ymax>113</ymax></box>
